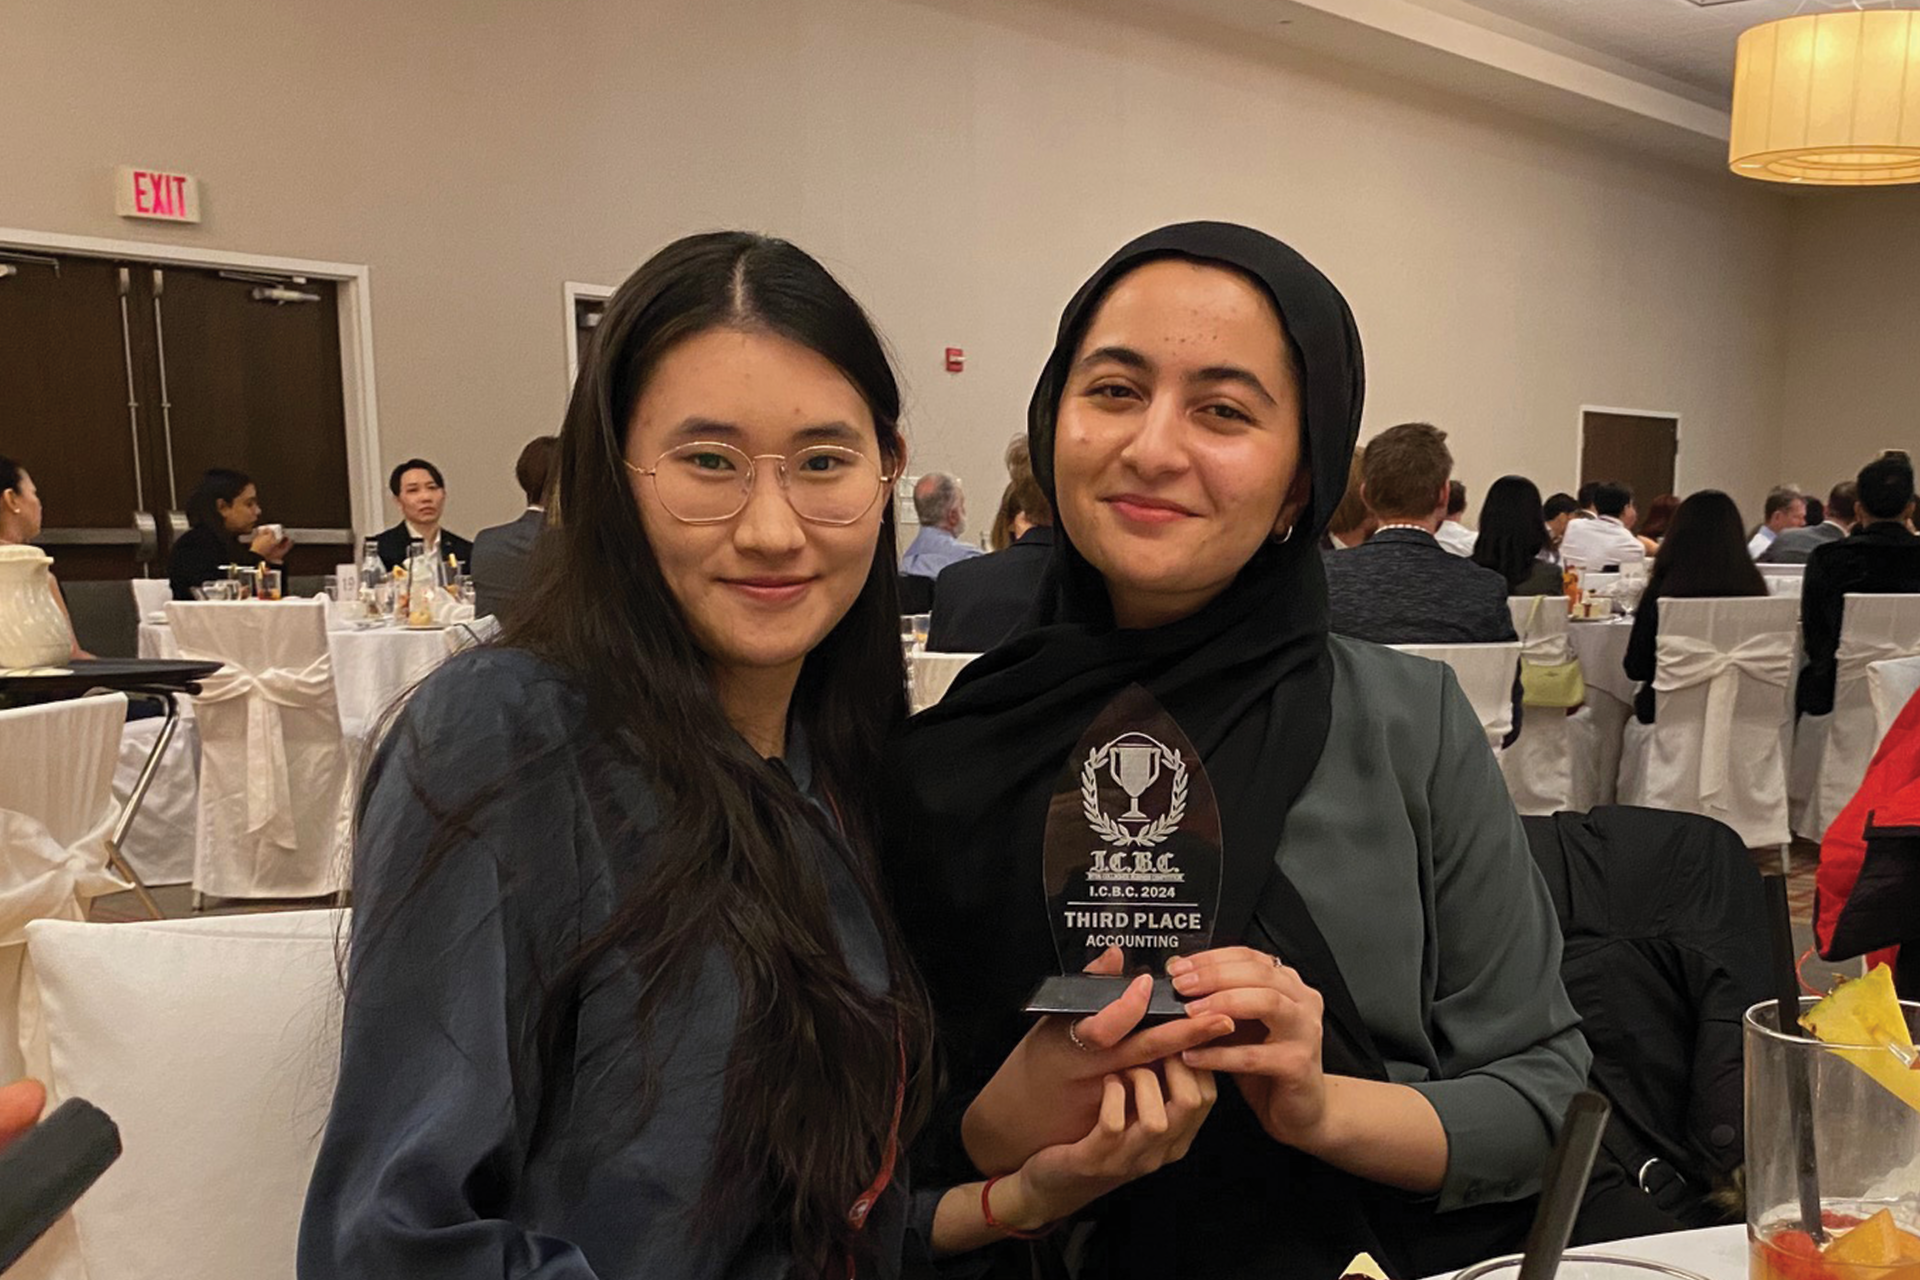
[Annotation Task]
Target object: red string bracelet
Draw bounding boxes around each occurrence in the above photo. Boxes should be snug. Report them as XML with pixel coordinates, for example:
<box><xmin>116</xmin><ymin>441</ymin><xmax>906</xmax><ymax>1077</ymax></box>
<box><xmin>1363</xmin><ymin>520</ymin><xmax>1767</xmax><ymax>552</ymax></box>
<box><xmin>981</xmin><ymin>1175</ymin><xmax>1058</xmax><ymax>1240</ymax></box>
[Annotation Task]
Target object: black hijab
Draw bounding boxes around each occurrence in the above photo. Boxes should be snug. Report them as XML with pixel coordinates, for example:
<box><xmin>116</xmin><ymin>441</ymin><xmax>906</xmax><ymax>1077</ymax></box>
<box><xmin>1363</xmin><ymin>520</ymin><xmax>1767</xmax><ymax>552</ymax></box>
<box><xmin>883</xmin><ymin>224</ymin><xmax>1450</xmax><ymax>1277</ymax></box>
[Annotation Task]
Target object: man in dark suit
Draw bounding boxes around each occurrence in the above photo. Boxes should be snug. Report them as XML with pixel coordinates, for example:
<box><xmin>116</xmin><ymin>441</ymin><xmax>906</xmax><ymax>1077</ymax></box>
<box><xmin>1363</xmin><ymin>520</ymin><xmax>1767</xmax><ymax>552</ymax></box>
<box><xmin>1324</xmin><ymin>422</ymin><xmax>1517</xmax><ymax>645</ymax></box>
<box><xmin>928</xmin><ymin>438</ymin><xmax>1053</xmax><ymax>653</ymax></box>
<box><xmin>1797</xmin><ymin>454</ymin><xmax>1920</xmax><ymax>716</ymax></box>
<box><xmin>1760</xmin><ymin>481</ymin><xmax>1856</xmax><ymax>564</ymax></box>
<box><xmin>374</xmin><ymin>458</ymin><xmax>473</xmax><ymax>574</ymax></box>
<box><xmin>471</xmin><ymin>436</ymin><xmax>557</xmax><ymax>623</ymax></box>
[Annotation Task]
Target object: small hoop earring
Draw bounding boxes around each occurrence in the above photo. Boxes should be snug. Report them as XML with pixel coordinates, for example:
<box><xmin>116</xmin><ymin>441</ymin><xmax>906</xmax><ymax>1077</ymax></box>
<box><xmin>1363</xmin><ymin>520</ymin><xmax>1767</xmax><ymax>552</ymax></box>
<box><xmin>1277</xmin><ymin>525</ymin><xmax>1294</xmax><ymax>544</ymax></box>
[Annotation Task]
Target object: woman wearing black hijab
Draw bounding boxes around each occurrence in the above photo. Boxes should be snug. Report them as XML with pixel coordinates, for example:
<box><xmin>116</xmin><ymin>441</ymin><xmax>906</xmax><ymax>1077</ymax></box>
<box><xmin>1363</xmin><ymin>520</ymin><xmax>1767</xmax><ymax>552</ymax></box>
<box><xmin>885</xmin><ymin>224</ymin><xmax>1625</xmax><ymax>1278</ymax></box>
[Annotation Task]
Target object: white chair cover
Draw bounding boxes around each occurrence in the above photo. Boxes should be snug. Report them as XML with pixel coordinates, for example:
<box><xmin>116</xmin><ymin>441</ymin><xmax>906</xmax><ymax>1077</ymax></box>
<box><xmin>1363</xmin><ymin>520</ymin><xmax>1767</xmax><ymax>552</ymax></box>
<box><xmin>167</xmin><ymin>600</ymin><xmax>349</xmax><ymax>899</ymax></box>
<box><xmin>1870</xmin><ymin>656</ymin><xmax>1920</xmax><ymax>750</ymax></box>
<box><xmin>111</xmin><ymin>714</ymin><xmax>199</xmax><ymax>887</ymax></box>
<box><xmin>1388</xmin><ymin>642</ymin><xmax>1522</xmax><ymax>749</ymax></box>
<box><xmin>10</xmin><ymin>909</ymin><xmax>345</xmax><ymax>1280</ymax></box>
<box><xmin>0</xmin><ymin>694</ymin><xmax>132</xmax><ymax>1082</ymax></box>
<box><xmin>1801</xmin><ymin>594</ymin><xmax>1920</xmax><ymax>841</ymax></box>
<box><xmin>1617</xmin><ymin>596</ymin><xmax>1799</xmax><ymax>847</ymax></box>
<box><xmin>1500</xmin><ymin>596</ymin><xmax>1575</xmax><ymax>814</ymax></box>
<box><xmin>910</xmin><ymin>651</ymin><xmax>981</xmax><ymax>714</ymax></box>
<box><xmin>128</xmin><ymin>577</ymin><xmax>170</xmax><ymax>621</ymax></box>
<box><xmin>1759</xmin><ymin>564</ymin><xmax>1806</xmax><ymax>599</ymax></box>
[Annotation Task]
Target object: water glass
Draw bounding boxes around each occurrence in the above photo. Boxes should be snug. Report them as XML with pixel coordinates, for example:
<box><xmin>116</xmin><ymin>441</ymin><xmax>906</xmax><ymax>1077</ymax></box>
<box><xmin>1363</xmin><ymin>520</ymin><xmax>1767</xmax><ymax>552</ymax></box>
<box><xmin>258</xmin><ymin>569</ymin><xmax>283</xmax><ymax>601</ymax></box>
<box><xmin>1746</xmin><ymin>998</ymin><xmax>1920</xmax><ymax>1280</ymax></box>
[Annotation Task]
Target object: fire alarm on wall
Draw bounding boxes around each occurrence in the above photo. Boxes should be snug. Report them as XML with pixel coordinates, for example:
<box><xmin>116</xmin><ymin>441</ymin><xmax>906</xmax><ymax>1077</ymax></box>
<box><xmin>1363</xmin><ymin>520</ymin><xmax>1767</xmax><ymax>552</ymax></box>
<box><xmin>944</xmin><ymin>347</ymin><xmax>964</xmax><ymax>373</ymax></box>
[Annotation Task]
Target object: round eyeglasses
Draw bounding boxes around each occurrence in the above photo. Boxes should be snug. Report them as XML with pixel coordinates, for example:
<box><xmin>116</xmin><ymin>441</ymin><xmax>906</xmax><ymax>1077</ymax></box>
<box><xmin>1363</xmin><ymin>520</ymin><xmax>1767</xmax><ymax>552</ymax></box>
<box><xmin>626</xmin><ymin>441</ymin><xmax>893</xmax><ymax>526</ymax></box>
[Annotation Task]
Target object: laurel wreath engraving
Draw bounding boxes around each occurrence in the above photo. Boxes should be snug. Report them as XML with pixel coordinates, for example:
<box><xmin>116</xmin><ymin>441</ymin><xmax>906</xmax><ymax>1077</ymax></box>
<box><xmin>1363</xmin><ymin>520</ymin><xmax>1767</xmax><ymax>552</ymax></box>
<box><xmin>1081</xmin><ymin>742</ymin><xmax>1188</xmax><ymax>848</ymax></box>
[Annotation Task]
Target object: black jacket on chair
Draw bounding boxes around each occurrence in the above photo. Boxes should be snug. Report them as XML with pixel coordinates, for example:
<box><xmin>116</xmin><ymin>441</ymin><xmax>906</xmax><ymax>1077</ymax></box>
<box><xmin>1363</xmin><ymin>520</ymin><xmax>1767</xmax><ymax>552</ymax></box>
<box><xmin>374</xmin><ymin>523</ymin><xmax>474</xmax><ymax>575</ymax></box>
<box><xmin>1523</xmin><ymin>806</ymin><xmax>1771</xmax><ymax>1228</ymax></box>
<box><xmin>927</xmin><ymin>526</ymin><xmax>1054</xmax><ymax>654</ymax></box>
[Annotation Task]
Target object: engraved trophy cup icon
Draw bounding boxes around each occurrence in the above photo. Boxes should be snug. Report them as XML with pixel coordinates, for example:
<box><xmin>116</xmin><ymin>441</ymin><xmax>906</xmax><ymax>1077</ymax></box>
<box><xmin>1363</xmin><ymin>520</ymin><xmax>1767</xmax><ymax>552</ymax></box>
<box><xmin>1110</xmin><ymin>742</ymin><xmax>1162</xmax><ymax>821</ymax></box>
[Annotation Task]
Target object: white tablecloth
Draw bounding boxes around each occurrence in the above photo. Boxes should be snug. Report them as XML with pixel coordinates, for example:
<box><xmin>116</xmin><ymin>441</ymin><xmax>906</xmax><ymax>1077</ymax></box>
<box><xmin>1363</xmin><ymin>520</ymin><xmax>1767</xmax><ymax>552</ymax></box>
<box><xmin>1424</xmin><ymin>1225</ymin><xmax>1746</xmax><ymax>1279</ymax></box>
<box><xmin>1570</xmin><ymin>617</ymin><xmax>1637</xmax><ymax>706</ymax></box>
<box><xmin>140</xmin><ymin>619</ymin><xmax>471</xmax><ymax>739</ymax></box>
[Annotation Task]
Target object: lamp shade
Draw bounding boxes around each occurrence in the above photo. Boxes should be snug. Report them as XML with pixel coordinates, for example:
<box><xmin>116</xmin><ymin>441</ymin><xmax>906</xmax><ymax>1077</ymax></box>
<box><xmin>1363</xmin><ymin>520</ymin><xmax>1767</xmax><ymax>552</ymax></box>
<box><xmin>1730</xmin><ymin>9</ymin><xmax>1920</xmax><ymax>185</ymax></box>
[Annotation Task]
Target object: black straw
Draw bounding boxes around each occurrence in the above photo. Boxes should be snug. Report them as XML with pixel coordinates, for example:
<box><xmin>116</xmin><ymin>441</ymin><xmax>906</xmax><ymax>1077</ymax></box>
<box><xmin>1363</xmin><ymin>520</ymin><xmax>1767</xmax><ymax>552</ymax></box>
<box><xmin>1515</xmin><ymin>1090</ymin><xmax>1611</xmax><ymax>1280</ymax></box>
<box><xmin>1764</xmin><ymin>873</ymin><xmax>1825</xmax><ymax>1242</ymax></box>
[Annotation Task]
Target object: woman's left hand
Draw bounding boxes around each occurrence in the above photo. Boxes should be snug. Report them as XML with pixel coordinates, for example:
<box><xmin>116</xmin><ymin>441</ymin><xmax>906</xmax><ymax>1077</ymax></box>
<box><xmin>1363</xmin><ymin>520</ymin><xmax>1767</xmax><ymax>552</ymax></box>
<box><xmin>1168</xmin><ymin>946</ymin><xmax>1328</xmax><ymax>1147</ymax></box>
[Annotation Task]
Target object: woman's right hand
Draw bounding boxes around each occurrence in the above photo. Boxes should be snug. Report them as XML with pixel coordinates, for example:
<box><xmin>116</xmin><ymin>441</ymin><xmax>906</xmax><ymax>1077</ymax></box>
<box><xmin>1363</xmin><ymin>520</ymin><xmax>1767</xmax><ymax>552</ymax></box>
<box><xmin>961</xmin><ymin>953</ymin><xmax>1234</xmax><ymax>1176</ymax></box>
<box><xmin>249</xmin><ymin>528</ymin><xmax>294</xmax><ymax>560</ymax></box>
<box><xmin>986</xmin><ymin>1056</ymin><xmax>1217</xmax><ymax>1231</ymax></box>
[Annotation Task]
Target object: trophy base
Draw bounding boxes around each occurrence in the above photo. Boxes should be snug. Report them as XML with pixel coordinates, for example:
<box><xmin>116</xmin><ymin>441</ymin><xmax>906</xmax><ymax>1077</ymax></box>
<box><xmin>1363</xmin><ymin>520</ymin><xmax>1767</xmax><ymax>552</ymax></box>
<box><xmin>1023</xmin><ymin>974</ymin><xmax>1186</xmax><ymax>1022</ymax></box>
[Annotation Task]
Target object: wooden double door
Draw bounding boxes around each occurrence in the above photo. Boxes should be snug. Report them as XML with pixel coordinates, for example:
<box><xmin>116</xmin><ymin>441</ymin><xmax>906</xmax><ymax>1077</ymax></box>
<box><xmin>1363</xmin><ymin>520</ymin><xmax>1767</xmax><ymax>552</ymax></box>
<box><xmin>0</xmin><ymin>249</ymin><xmax>354</xmax><ymax>581</ymax></box>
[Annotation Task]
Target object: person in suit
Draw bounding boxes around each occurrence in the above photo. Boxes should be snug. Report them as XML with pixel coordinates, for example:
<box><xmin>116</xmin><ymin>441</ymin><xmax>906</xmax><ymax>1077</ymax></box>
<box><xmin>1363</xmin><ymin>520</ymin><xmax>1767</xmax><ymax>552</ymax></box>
<box><xmin>167</xmin><ymin>467</ymin><xmax>295</xmax><ymax>600</ymax></box>
<box><xmin>470</xmin><ymin>437</ymin><xmax>556</xmax><ymax>623</ymax></box>
<box><xmin>1760</xmin><ymin>481</ymin><xmax>1856</xmax><ymax>564</ymax></box>
<box><xmin>374</xmin><ymin>458</ymin><xmax>473</xmax><ymax>574</ymax></box>
<box><xmin>1324</xmin><ymin>421</ymin><xmax>1517</xmax><ymax>644</ymax></box>
<box><xmin>1471</xmin><ymin>474</ymin><xmax>1563</xmax><ymax>596</ymax></box>
<box><xmin>926</xmin><ymin>436</ymin><xmax>1053</xmax><ymax>653</ymax></box>
<box><xmin>1623</xmin><ymin>491</ymin><xmax>1767</xmax><ymax>724</ymax></box>
<box><xmin>1797</xmin><ymin>453</ymin><xmax>1920</xmax><ymax>717</ymax></box>
<box><xmin>1745</xmin><ymin>485</ymin><xmax>1807</xmax><ymax>559</ymax></box>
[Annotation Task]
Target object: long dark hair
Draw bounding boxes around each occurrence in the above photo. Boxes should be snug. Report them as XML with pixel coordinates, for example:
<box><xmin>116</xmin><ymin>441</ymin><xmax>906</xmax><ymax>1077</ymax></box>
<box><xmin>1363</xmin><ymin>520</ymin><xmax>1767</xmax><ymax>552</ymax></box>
<box><xmin>367</xmin><ymin>233</ymin><xmax>928</xmax><ymax>1271</ymax></box>
<box><xmin>1637</xmin><ymin>493</ymin><xmax>1680</xmax><ymax>541</ymax></box>
<box><xmin>184</xmin><ymin>468</ymin><xmax>252</xmax><ymax>534</ymax></box>
<box><xmin>1644</xmin><ymin>490</ymin><xmax>1767</xmax><ymax>603</ymax></box>
<box><xmin>1471</xmin><ymin>474</ymin><xmax>1549</xmax><ymax>589</ymax></box>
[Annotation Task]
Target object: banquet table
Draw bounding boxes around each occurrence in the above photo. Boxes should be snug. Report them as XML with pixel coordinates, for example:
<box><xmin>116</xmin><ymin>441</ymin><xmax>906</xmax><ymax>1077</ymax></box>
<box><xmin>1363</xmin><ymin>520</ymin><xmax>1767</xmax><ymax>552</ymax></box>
<box><xmin>1423</xmin><ymin>1224</ymin><xmax>1746</xmax><ymax>1280</ymax></box>
<box><xmin>139</xmin><ymin>615</ymin><xmax>483</xmax><ymax>739</ymax></box>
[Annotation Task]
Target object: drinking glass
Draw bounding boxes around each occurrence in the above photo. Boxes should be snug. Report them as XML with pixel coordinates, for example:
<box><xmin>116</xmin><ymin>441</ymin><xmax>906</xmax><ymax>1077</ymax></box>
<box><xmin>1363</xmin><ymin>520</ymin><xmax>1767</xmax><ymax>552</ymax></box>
<box><xmin>910</xmin><ymin>613</ymin><xmax>932</xmax><ymax>647</ymax></box>
<box><xmin>258</xmin><ymin>569</ymin><xmax>283</xmax><ymax>601</ymax></box>
<box><xmin>1746</xmin><ymin>998</ymin><xmax>1920</xmax><ymax>1280</ymax></box>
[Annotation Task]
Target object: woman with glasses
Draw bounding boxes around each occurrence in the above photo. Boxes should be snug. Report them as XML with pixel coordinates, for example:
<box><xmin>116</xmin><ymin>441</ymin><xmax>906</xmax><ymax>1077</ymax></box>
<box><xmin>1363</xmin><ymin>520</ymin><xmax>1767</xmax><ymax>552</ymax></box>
<box><xmin>299</xmin><ymin>233</ymin><xmax>1219</xmax><ymax>1280</ymax></box>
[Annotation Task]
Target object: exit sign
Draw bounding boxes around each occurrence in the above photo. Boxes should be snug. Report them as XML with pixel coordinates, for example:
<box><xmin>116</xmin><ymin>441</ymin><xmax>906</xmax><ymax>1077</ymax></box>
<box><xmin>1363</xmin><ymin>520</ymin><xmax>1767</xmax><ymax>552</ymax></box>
<box><xmin>114</xmin><ymin>166</ymin><xmax>201</xmax><ymax>223</ymax></box>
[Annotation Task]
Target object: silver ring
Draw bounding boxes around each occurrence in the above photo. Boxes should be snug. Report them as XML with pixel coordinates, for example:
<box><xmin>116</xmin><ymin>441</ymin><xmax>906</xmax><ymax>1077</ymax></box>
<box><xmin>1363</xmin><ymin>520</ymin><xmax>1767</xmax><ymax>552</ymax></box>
<box><xmin>1066</xmin><ymin>1020</ymin><xmax>1094</xmax><ymax>1052</ymax></box>
<box><xmin>1271</xmin><ymin>954</ymin><xmax>1284</xmax><ymax>969</ymax></box>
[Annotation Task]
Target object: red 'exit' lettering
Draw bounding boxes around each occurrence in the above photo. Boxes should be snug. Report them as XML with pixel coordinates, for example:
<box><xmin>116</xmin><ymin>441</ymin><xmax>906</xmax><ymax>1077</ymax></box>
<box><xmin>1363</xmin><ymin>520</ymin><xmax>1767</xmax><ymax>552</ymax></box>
<box><xmin>133</xmin><ymin>171</ymin><xmax>188</xmax><ymax>217</ymax></box>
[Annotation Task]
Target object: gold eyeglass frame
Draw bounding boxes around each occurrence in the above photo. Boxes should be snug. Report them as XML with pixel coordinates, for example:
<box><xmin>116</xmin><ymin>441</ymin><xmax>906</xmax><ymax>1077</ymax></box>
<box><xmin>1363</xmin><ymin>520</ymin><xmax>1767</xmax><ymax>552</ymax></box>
<box><xmin>625</xmin><ymin>441</ymin><xmax>897</xmax><ymax>527</ymax></box>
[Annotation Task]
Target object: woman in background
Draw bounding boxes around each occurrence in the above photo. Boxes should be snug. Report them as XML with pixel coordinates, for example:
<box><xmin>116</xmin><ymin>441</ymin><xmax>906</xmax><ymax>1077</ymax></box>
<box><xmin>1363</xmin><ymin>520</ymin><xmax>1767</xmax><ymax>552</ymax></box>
<box><xmin>1319</xmin><ymin>448</ymin><xmax>1373</xmax><ymax>550</ymax></box>
<box><xmin>1471</xmin><ymin>475</ymin><xmax>1562</xmax><ymax>596</ymax></box>
<box><xmin>0</xmin><ymin>455</ymin><xmax>91</xmax><ymax>659</ymax></box>
<box><xmin>167</xmin><ymin>468</ymin><xmax>294</xmax><ymax>600</ymax></box>
<box><xmin>1623</xmin><ymin>490</ymin><xmax>1766</xmax><ymax>723</ymax></box>
<box><xmin>1634</xmin><ymin>493</ymin><xmax>1680</xmax><ymax>556</ymax></box>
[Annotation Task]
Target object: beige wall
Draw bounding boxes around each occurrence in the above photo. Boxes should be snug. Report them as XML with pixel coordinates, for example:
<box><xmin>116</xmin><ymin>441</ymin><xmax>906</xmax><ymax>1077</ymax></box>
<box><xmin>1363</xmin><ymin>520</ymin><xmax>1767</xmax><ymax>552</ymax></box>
<box><xmin>1777</xmin><ymin>187</ymin><xmax>1920</xmax><ymax>507</ymax></box>
<box><xmin>1</xmin><ymin>0</ymin><xmax>1804</xmax><ymax>535</ymax></box>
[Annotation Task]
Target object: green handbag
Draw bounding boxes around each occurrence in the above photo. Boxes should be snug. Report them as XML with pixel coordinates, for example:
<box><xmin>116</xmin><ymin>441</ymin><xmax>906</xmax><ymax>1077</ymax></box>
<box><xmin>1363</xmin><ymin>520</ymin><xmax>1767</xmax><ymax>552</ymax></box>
<box><xmin>1518</xmin><ymin>595</ymin><xmax>1587</xmax><ymax>709</ymax></box>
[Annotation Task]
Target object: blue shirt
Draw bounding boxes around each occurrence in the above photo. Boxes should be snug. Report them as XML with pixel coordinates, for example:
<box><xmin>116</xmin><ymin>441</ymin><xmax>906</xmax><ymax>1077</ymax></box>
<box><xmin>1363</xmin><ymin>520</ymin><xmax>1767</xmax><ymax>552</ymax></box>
<box><xmin>901</xmin><ymin>526</ymin><xmax>983</xmax><ymax>579</ymax></box>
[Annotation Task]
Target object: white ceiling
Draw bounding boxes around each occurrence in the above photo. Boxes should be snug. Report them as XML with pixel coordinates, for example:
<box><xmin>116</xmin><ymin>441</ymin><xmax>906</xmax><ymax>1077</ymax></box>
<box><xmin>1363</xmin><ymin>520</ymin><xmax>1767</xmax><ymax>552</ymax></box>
<box><xmin>1443</xmin><ymin>0</ymin><xmax>1901</xmax><ymax>98</ymax></box>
